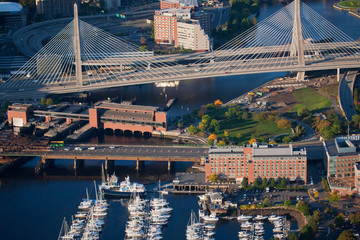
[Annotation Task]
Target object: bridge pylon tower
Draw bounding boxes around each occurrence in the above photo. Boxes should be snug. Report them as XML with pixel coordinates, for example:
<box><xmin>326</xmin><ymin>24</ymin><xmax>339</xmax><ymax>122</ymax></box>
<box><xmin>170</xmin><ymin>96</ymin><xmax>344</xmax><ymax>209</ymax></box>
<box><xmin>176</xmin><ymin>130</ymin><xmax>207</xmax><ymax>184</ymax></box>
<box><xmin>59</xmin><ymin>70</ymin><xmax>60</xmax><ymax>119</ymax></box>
<box><xmin>73</xmin><ymin>3</ymin><xmax>83</xmax><ymax>86</ymax></box>
<box><xmin>290</xmin><ymin>0</ymin><xmax>305</xmax><ymax>80</ymax></box>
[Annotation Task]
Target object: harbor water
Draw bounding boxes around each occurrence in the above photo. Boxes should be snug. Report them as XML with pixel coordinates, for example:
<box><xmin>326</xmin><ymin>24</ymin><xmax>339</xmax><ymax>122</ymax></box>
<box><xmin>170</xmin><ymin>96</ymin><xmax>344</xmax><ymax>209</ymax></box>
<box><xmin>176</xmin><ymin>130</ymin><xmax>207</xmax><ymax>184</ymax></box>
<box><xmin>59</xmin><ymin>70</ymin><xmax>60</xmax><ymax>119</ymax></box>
<box><xmin>1</xmin><ymin>0</ymin><xmax>360</xmax><ymax>239</ymax></box>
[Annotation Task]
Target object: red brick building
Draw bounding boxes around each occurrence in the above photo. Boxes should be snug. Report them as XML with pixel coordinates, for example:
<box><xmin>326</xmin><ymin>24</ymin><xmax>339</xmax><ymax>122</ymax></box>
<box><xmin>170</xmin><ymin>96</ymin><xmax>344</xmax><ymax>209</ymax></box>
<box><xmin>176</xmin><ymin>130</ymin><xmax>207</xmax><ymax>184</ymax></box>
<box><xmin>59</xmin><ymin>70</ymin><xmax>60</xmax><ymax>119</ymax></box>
<box><xmin>89</xmin><ymin>102</ymin><xmax>167</xmax><ymax>134</ymax></box>
<box><xmin>7</xmin><ymin>104</ymin><xmax>33</xmax><ymax>127</ymax></box>
<box><xmin>205</xmin><ymin>144</ymin><xmax>307</xmax><ymax>184</ymax></box>
<box><xmin>324</xmin><ymin>136</ymin><xmax>360</xmax><ymax>196</ymax></box>
<box><xmin>160</xmin><ymin>0</ymin><xmax>198</xmax><ymax>10</ymax></box>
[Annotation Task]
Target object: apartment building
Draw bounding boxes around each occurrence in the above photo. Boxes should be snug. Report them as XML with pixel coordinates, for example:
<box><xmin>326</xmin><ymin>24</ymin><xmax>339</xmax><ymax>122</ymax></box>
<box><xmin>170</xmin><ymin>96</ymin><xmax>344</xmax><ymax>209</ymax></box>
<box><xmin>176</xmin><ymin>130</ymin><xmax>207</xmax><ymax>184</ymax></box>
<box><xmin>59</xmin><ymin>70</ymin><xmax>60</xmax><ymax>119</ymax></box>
<box><xmin>177</xmin><ymin>20</ymin><xmax>209</xmax><ymax>51</ymax></box>
<box><xmin>154</xmin><ymin>8</ymin><xmax>190</xmax><ymax>45</ymax></box>
<box><xmin>205</xmin><ymin>144</ymin><xmax>307</xmax><ymax>184</ymax></box>
<box><xmin>323</xmin><ymin>135</ymin><xmax>360</xmax><ymax>195</ymax></box>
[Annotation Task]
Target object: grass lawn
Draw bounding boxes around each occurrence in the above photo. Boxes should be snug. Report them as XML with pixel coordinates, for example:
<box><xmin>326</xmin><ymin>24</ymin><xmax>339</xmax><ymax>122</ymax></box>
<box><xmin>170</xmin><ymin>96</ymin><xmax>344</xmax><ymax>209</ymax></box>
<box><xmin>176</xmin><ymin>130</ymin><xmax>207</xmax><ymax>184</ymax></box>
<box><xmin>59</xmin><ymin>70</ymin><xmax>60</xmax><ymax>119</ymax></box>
<box><xmin>289</xmin><ymin>87</ymin><xmax>332</xmax><ymax>113</ymax></box>
<box><xmin>217</xmin><ymin>119</ymin><xmax>291</xmax><ymax>143</ymax></box>
<box><xmin>338</xmin><ymin>0</ymin><xmax>360</xmax><ymax>8</ymax></box>
<box><xmin>318</xmin><ymin>84</ymin><xmax>339</xmax><ymax>99</ymax></box>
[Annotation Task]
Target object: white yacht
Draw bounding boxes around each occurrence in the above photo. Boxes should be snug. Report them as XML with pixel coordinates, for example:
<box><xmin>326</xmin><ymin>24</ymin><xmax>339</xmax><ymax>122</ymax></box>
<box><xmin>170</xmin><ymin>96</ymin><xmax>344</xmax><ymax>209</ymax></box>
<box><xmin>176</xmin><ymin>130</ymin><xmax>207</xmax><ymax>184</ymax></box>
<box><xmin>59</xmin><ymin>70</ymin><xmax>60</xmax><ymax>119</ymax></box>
<box><xmin>202</xmin><ymin>212</ymin><xmax>219</xmax><ymax>222</ymax></box>
<box><xmin>254</xmin><ymin>215</ymin><xmax>267</xmax><ymax>221</ymax></box>
<box><xmin>237</xmin><ymin>214</ymin><xmax>252</xmax><ymax>221</ymax></box>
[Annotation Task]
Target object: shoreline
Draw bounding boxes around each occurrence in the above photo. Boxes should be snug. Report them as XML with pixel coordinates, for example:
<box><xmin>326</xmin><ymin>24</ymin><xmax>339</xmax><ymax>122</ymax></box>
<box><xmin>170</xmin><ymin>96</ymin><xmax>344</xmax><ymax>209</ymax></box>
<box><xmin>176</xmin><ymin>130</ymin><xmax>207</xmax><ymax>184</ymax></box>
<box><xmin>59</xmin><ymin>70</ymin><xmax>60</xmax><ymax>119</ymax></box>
<box><xmin>333</xmin><ymin>2</ymin><xmax>360</xmax><ymax>19</ymax></box>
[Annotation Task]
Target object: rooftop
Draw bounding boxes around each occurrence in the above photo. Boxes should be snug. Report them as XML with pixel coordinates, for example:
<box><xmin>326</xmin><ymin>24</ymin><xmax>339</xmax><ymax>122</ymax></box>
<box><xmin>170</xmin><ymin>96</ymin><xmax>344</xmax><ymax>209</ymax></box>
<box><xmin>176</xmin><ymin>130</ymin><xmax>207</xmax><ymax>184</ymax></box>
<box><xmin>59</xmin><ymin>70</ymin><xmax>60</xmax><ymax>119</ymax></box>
<box><xmin>95</xmin><ymin>102</ymin><xmax>159</xmax><ymax>112</ymax></box>
<box><xmin>162</xmin><ymin>0</ymin><xmax>199</xmax><ymax>7</ymax></box>
<box><xmin>324</xmin><ymin>135</ymin><xmax>360</xmax><ymax>156</ymax></box>
<box><xmin>0</xmin><ymin>2</ymin><xmax>23</xmax><ymax>13</ymax></box>
<box><xmin>102</xmin><ymin>109</ymin><xmax>153</xmax><ymax>121</ymax></box>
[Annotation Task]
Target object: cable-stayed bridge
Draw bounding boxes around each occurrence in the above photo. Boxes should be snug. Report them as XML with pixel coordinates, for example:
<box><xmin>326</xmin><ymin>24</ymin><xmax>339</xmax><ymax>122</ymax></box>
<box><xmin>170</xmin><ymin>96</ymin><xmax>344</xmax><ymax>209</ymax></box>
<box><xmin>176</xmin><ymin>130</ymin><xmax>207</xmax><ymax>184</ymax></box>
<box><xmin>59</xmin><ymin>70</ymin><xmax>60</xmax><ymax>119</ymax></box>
<box><xmin>1</xmin><ymin>0</ymin><xmax>360</xmax><ymax>99</ymax></box>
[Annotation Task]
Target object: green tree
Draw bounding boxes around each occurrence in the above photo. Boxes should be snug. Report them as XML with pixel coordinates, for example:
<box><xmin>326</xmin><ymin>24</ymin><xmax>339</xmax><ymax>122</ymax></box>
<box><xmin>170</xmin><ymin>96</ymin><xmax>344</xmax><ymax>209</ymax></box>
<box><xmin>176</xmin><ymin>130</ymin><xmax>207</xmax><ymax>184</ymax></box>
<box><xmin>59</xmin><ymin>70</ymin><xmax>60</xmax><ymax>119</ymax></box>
<box><xmin>187</xmin><ymin>125</ymin><xmax>199</xmax><ymax>135</ymax></box>
<box><xmin>254</xmin><ymin>178</ymin><xmax>261</xmax><ymax>188</ymax></box>
<box><xmin>280</xmin><ymin>177</ymin><xmax>287</xmax><ymax>188</ymax></box>
<box><xmin>261</xmin><ymin>177</ymin><xmax>268</xmax><ymax>188</ymax></box>
<box><xmin>287</xmin><ymin>232</ymin><xmax>298</xmax><ymax>240</ymax></box>
<box><xmin>263</xmin><ymin>198</ymin><xmax>270</xmax><ymax>207</ymax></box>
<box><xmin>40</xmin><ymin>97</ymin><xmax>46</xmax><ymax>105</ymax></box>
<box><xmin>177</xmin><ymin>122</ymin><xmax>183</xmax><ymax>129</ymax></box>
<box><xmin>297</xmin><ymin>106</ymin><xmax>310</xmax><ymax>117</ymax></box>
<box><xmin>284</xmin><ymin>199</ymin><xmax>292</xmax><ymax>207</ymax></box>
<box><xmin>334</xmin><ymin>214</ymin><xmax>345</xmax><ymax>227</ymax></box>
<box><xmin>337</xmin><ymin>230</ymin><xmax>356</xmax><ymax>240</ymax></box>
<box><xmin>209</xmin><ymin>119</ymin><xmax>220</xmax><ymax>133</ymax></box>
<box><xmin>202</xmin><ymin>115</ymin><xmax>211</xmax><ymax>129</ymax></box>
<box><xmin>269</xmin><ymin>178</ymin><xmax>276</xmax><ymax>188</ymax></box>
<box><xmin>46</xmin><ymin>98</ymin><xmax>53</xmax><ymax>105</ymax></box>
<box><xmin>296</xmin><ymin>200</ymin><xmax>311</xmax><ymax>216</ymax></box>
<box><xmin>241</xmin><ymin>177</ymin><xmax>248</xmax><ymax>189</ymax></box>
<box><xmin>352</xmin><ymin>114</ymin><xmax>360</xmax><ymax>128</ymax></box>
<box><xmin>207</xmin><ymin>138</ymin><xmax>215</xmax><ymax>146</ymax></box>
<box><xmin>313</xmin><ymin>210</ymin><xmax>321</xmax><ymax>223</ymax></box>
<box><xmin>139</xmin><ymin>45</ymin><xmax>148</xmax><ymax>52</ymax></box>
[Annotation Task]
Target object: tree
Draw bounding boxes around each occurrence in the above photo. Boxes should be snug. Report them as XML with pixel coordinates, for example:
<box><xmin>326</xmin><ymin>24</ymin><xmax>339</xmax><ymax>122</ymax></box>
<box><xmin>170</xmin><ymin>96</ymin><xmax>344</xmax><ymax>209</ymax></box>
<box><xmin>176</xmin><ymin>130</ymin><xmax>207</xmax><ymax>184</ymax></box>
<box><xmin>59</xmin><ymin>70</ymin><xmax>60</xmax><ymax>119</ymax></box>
<box><xmin>199</xmin><ymin>122</ymin><xmax>206</xmax><ymax>132</ymax></box>
<box><xmin>224</xmin><ymin>130</ymin><xmax>229</xmax><ymax>141</ymax></box>
<box><xmin>46</xmin><ymin>98</ymin><xmax>53</xmax><ymax>105</ymax></box>
<box><xmin>177</xmin><ymin>122</ymin><xmax>183</xmax><ymax>129</ymax></box>
<box><xmin>140</xmin><ymin>36</ymin><xmax>146</xmax><ymax>45</ymax></box>
<box><xmin>277</xmin><ymin>119</ymin><xmax>292</xmax><ymax>130</ymax></box>
<box><xmin>214</xmin><ymin>99</ymin><xmax>223</xmax><ymax>108</ymax></box>
<box><xmin>270</xmin><ymin>178</ymin><xmax>276</xmax><ymax>188</ymax></box>
<box><xmin>262</xmin><ymin>198</ymin><xmax>270</xmax><ymax>207</ymax></box>
<box><xmin>313</xmin><ymin>210</ymin><xmax>321</xmax><ymax>223</ymax></box>
<box><xmin>261</xmin><ymin>177</ymin><xmax>268</xmax><ymax>188</ymax></box>
<box><xmin>217</xmin><ymin>140</ymin><xmax>226</xmax><ymax>146</ymax></box>
<box><xmin>314</xmin><ymin>190</ymin><xmax>319</xmax><ymax>198</ymax></box>
<box><xmin>207</xmin><ymin>173</ymin><xmax>219</xmax><ymax>183</ymax></box>
<box><xmin>337</xmin><ymin>230</ymin><xmax>356</xmax><ymax>240</ymax></box>
<box><xmin>187</xmin><ymin>125</ymin><xmax>199</xmax><ymax>135</ymax></box>
<box><xmin>139</xmin><ymin>45</ymin><xmax>148</xmax><ymax>52</ymax></box>
<box><xmin>334</xmin><ymin>214</ymin><xmax>345</xmax><ymax>227</ymax></box>
<box><xmin>241</xmin><ymin>177</ymin><xmax>248</xmax><ymax>189</ymax></box>
<box><xmin>284</xmin><ymin>199</ymin><xmax>292</xmax><ymax>207</ymax></box>
<box><xmin>202</xmin><ymin>115</ymin><xmax>211</xmax><ymax>129</ymax></box>
<box><xmin>287</xmin><ymin>232</ymin><xmax>298</xmax><ymax>240</ymax></box>
<box><xmin>296</xmin><ymin>200</ymin><xmax>311</xmax><ymax>216</ymax></box>
<box><xmin>297</xmin><ymin>106</ymin><xmax>310</xmax><ymax>117</ymax></box>
<box><xmin>352</xmin><ymin>114</ymin><xmax>360</xmax><ymax>128</ymax></box>
<box><xmin>249</xmin><ymin>138</ymin><xmax>257</xmax><ymax>145</ymax></box>
<box><xmin>254</xmin><ymin>178</ymin><xmax>261</xmax><ymax>188</ymax></box>
<box><xmin>327</xmin><ymin>192</ymin><xmax>339</xmax><ymax>203</ymax></box>
<box><xmin>40</xmin><ymin>97</ymin><xmax>46</xmax><ymax>105</ymax></box>
<box><xmin>280</xmin><ymin>177</ymin><xmax>287</xmax><ymax>188</ymax></box>
<box><xmin>209</xmin><ymin>119</ymin><xmax>220</xmax><ymax>133</ymax></box>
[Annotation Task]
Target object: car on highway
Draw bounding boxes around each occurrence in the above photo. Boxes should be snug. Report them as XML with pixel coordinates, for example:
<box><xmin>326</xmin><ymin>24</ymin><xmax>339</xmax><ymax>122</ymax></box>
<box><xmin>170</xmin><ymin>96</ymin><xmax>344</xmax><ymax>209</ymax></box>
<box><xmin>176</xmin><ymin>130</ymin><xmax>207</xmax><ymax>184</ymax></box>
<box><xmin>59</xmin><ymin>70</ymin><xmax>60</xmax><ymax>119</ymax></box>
<box><xmin>64</xmin><ymin>148</ymin><xmax>70</xmax><ymax>151</ymax></box>
<box><xmin>88</xmin><ymin>147</ymin><xmax>95</xmax><ymax>150</ymax></box>
<box><xmin>109</xmin><ymin>145</ymin><xmax>115</xmax><ymax>149</ymax></box>
<box><xmin>75</xmin><ymin>147</ymin><xmax>82</xmax><ymax>151</ymax></box>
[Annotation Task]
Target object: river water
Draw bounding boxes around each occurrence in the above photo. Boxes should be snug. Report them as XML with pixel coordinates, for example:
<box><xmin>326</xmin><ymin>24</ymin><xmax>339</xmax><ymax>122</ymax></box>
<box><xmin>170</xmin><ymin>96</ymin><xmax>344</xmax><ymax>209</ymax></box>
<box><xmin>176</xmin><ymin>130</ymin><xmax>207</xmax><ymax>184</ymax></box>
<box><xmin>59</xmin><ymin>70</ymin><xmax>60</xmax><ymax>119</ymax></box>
<box><xmin>1</xmin><ymin>1</ymin><xmax>359</xmax><ymax>239</ymax></box>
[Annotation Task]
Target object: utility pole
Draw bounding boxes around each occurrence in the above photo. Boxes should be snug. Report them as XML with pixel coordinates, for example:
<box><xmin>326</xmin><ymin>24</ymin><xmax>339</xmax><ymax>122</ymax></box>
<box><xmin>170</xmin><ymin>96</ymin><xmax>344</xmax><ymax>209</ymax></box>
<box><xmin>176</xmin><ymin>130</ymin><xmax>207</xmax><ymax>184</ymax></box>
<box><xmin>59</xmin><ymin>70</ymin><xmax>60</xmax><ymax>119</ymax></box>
<box><xmin>74</xmin><ymin>3</ymin><xmax>83</xmax><ymax>86</ymax></box>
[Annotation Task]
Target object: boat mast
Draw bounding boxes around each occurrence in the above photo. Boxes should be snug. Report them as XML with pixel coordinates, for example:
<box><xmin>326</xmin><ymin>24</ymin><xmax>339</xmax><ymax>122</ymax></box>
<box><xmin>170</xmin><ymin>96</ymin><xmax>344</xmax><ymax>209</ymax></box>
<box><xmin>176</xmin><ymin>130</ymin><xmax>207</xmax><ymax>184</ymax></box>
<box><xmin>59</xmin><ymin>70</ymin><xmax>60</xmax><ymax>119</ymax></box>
<box><xmin>94</xmin><ymin>180</ymin><xmax>98</xmax><ymax>201</ymax></box>
<box><xmin>101</xmin><ymin>164</ymin><xmax>106</xmax><ymax>184</ymax></box>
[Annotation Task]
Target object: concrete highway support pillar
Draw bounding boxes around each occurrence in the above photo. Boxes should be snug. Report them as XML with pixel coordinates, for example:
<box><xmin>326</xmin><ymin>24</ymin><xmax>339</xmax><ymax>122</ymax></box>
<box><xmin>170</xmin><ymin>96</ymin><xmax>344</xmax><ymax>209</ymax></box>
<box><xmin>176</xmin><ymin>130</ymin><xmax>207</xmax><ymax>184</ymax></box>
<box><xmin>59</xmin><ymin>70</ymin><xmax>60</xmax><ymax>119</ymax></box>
<box><xmin>146</xmin><ymin>62</ymin><xmax>151</xmax><ymax>70</ymax></box>
<box><xmin>136</xmin><ymin>160</ymin><xmax>144</xmax><ymax>171</ymax></box>
<box><xmin>337</xmin><ymin>68</ymin><xmax>340</xmax><ymax>82</ymax></box>
<box><xmin>168</xmin><ymin>160</ymin><xmax>175</xmax><ymax>171</ymax></box>
<box><xmin>104</xmin><ymin>159</ymin><xmax>114</xmax><ymax>171</ymax></box>
<box><xmin>296</xmin><ymin>71</ymin><xmax>305</xmax><ymax>81</ymax></box>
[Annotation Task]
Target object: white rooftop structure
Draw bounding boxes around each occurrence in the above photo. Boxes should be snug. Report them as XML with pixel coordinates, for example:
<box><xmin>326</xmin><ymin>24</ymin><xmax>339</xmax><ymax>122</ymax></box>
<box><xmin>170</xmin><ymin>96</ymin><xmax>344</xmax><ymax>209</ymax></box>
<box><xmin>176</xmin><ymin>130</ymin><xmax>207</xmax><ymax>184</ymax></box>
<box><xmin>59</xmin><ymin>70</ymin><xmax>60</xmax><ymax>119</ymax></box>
<box><xmin>162</xmin><ymin>0</ymin><xmax>199</xmax><ymax>7</ymax></box>
<box><xmin>0</xmin><ymin>2</ymin><xmax>23</xmax><ymax>13</ymax></box>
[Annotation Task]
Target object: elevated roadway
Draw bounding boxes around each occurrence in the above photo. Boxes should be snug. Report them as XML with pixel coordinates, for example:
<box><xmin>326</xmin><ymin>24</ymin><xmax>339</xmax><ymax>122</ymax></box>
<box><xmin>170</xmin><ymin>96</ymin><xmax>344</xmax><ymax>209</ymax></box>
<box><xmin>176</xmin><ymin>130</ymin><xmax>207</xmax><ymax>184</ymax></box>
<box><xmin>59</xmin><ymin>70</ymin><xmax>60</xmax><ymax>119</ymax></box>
<box><xmin>338</xmin><ymin>70</ymin><xmax>358</xmax><ymax>120</ymax></box>
<box><xmin>1</xmin><ymin>54</ymin><xmax>359</xmax><ymax>99</ymax></box>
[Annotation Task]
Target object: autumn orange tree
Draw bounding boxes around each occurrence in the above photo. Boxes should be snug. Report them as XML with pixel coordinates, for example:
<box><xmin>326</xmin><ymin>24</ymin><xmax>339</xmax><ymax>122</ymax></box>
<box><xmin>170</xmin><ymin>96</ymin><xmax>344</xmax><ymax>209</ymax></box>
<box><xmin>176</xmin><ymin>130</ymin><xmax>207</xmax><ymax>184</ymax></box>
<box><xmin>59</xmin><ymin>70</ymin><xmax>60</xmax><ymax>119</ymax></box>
<box><xmin>214</xmin><ymin>99</ymin><xmax>223</xmax><ymax>108</ymax></box>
